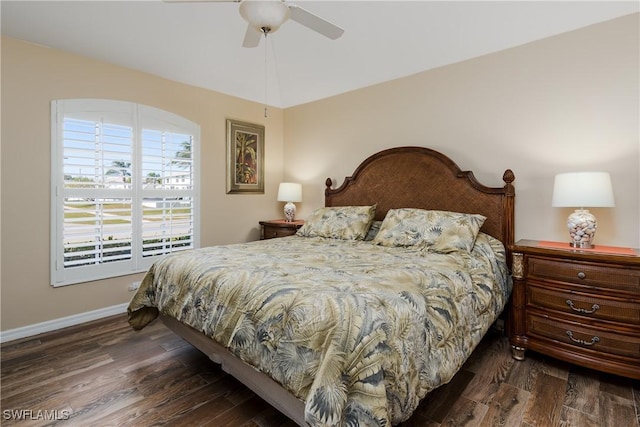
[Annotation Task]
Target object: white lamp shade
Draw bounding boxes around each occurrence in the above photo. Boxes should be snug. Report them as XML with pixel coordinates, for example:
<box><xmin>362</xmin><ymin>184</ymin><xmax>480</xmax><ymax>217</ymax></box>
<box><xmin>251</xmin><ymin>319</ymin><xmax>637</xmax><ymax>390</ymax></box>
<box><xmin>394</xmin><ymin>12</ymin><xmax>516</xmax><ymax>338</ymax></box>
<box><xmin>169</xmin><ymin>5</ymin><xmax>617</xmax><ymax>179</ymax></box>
<box><xmin>551</xmin><ymin>172</ymin><xmax>615</xmax><ymax>208</ymax></box>
<box><xmin>277</xmin><ymin>182</ymin><xmax>302</xmax><ymax>202</ymax></box>
<box><xmin>239</xmin><ymin>0</ymin><xmax>291</xmax><ymax>33</ymax></box>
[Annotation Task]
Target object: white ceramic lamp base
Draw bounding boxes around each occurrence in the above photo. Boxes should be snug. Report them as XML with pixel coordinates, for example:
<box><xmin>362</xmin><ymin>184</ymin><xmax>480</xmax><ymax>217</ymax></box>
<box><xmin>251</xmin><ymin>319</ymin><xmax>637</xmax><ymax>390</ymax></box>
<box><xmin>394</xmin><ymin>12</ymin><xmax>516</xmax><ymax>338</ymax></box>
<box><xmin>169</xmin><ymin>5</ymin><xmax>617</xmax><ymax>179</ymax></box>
<box><xmin>567</xmin><ymin>209</ymin><xmax>597</xmax><ymax>248</ymax></box>
<box><xmin>283</xmin><ymin>202</ymin><xmax>296</xmax><ymax>222</ymax></box>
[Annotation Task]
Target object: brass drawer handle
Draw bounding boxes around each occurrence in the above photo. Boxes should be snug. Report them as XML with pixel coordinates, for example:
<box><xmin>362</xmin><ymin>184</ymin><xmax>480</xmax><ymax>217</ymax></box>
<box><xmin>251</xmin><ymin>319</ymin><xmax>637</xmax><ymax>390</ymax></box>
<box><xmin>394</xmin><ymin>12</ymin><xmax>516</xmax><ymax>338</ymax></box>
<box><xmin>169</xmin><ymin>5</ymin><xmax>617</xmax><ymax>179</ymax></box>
<box><xmin>577</xmin><ymin>271</ymin><xmax>586</xmax><ymax>279</ymax></box>
<box><xmin>565</xmin><ymin>300</ymin><xmax>599</xmax><ymax>314</ymax></box>
<box><xmin>566</xmin><ymin>330</ymin><xmax>599</xmax><ymax>346</ymax></box>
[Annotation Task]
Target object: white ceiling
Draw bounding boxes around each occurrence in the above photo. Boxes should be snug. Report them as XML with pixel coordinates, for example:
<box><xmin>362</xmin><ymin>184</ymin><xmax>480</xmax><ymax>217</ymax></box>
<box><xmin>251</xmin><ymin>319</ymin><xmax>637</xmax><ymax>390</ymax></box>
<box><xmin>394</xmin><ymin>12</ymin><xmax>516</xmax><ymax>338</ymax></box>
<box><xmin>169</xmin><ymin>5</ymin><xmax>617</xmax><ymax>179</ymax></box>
<box><xmin>2</xmin><ymin>1</ymin><xmax>638</xmax><ymax>108</ymax></box>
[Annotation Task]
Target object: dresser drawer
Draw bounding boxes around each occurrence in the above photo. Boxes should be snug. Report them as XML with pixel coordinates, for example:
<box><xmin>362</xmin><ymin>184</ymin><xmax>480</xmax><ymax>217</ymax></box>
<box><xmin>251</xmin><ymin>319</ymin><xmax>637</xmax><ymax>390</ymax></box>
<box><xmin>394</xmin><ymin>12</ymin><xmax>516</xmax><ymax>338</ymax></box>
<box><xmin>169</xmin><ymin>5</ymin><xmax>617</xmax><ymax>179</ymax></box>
<box><xmin>526</xmin><ymin>313</ymin><xmax>640</xmax><ymax>360</ymax></box>
<box><xmin>262</xmin><ymin>225</ymin><xmax>298</xmax><ymax>239</ymax></box>
<box><xmin>528</xmin><ymin>257</ymin><xmax>640</xmax><ymax>293</ymax></box>
<box><xmin>527</xmin><ymin>284</ymin><xmax>640</xmax><ymax>325</ymax></box>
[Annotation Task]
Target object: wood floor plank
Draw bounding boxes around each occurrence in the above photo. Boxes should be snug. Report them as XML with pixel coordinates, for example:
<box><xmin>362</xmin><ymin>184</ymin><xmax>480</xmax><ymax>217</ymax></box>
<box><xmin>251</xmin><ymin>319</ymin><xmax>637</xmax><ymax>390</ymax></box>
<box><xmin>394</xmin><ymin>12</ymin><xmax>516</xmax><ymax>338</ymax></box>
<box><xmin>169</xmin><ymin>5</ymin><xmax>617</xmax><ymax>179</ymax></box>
<box><xmin>0</xmin><ymin>338</ymin><xmax>43</xmax><ymax>361</ymax></box>
<box><xmin>1</xmin><ymin>352</ymin><xmax>115</xmax><ymax>410</ymax></box>
<box><xmin>0</xmin><ymin>340</ymin><xmax>165</xmax><ymax>401</ymax></box>
<box><xmin>248</xmin><ymin>404</ymin><xmax>299</xmax><ymax>427</ymax></box>
<box><xmin>118</xmin><ymin>341</ymin><xmax>194</xmax><ymax>374</ymax></box>
<box><xmin>479</xmin><ymin>382</ymin><xmax>529</xmax><ymax>427</ymax></box>
<box><xmin>634</xmin><ymin>385</ymin><xmax>640</xmax><ymax>426</ymax></box>
<box><xmin>168</xmin><ymin>390</ymin><xmax>238</xmax><ymax>424</ymax></box>
<box><xmin>2</xmin><ymin>314</ymin><xmax>639</xmax><ymax>427</ymax></box>
<box><xmin>599</xmin><ymin>372</ymin><xmax>637</xmax><ymax>401</ymax></box>
<box><xmin>439</xmin><ymin>396</ymin><xmax>488</xmax><ymax>427</ymax></box>
<box><xmin>506</xmin><ymin>353</ymin><xmax>570</xmax><ymax>394</ymax></box>
<box><xmin>64</xmin><ymin>385</ymin><xmax>146</xmax><ymax>426</ymax></box>
<box><xmin>92</xmin><ymin>381</ymin><xmax>213</xmax><ymax>426</ymax></box>
<box><xmin>563</xmin><ymin>366</ymin><xmax>600</xmax><ymax>419</ymax></box>
<box><xmin>520</xmin><ymin>373</ymin><xmax>567</xmax><ymax>426</ymax></box>
<box><xmin>202</xmin><ymin>394</ymin><xmax>271</xmax><ymax>427</ymax></box>
<box><xmin>412</xmin><ymin>368</ymin><xmax>475</xmax><ymax>423</ymax></box>
<box><xmin>135</xmin><ymin>361</ymin><xmax>209</xmax><ymax>400</ymax></box>
<box><xmin>97</xmin><ymin>379</ymin><xmax>226</xmax><ymax>426</ymax></box>
<box><xmin>559</xmin><ymin>405</ymin><xmax>600</xmax><ymax>427</ymax></box>
<box><xmin>463</xmin><ymin>335</ymin><xmax>515</xmax><ymax>405</ymax></box>
<box><xmin>463</xmin><ymin>329</ymin><xmax>511</xmax><ymax>374</ymax></box>
<box><xmin>599</xmin><ymin>391</ymin><xmax>638</xmax><ymax>427</ymax></box>
<box><xmin>0</xmin><ymin>366</ymin><xmax>56</xmax><ymax>399</ymax></box>
<box><xmin>397</xmin><ymin>413</ymin><xmax>439</xmax><ymax>427</ymax></box>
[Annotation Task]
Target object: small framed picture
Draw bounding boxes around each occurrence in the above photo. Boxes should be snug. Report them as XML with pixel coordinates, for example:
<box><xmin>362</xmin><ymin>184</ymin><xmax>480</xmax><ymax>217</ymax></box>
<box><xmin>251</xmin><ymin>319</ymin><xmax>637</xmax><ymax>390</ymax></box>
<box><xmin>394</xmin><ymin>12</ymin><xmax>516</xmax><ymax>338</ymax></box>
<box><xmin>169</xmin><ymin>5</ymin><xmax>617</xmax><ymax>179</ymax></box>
<box><xmin>226</xmin><ymin>119</ymin><xmax>265</xmax><ymax>194</ymax></box>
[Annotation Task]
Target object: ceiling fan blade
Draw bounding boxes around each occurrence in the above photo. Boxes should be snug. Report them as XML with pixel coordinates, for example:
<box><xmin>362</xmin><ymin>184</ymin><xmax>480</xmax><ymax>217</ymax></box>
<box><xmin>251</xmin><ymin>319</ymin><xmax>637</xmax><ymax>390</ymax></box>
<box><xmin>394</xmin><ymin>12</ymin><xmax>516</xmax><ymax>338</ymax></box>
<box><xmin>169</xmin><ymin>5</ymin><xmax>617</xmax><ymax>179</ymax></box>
<box><xmin>162</xmin><ymin>1</ymin><xmax>238</xmax><ymax>3</ymax></box>
<box><xmin>242</xmin><ymin>24</ymin><xmax>262</xmax><ymax>48</ymax></box>
<box><xmin>288</xmin><ymin>4</ymin><xmax>344</xmax><ymax>40</ymax></box>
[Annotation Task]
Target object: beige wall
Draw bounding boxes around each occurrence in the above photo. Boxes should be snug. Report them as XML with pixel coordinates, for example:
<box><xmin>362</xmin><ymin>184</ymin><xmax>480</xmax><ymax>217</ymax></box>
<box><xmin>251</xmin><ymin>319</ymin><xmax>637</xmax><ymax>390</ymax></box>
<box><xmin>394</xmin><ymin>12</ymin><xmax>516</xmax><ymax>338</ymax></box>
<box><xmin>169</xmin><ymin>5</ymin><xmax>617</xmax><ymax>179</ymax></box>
<box><xmin>1</xmin><ymin>37</ymin><xmax>284</xmax><ymax>330</ymax></box>
<box><xmin>284</xmin><ymin>14</ymin><xmax>639</xmax><ymax>249</ymax></box>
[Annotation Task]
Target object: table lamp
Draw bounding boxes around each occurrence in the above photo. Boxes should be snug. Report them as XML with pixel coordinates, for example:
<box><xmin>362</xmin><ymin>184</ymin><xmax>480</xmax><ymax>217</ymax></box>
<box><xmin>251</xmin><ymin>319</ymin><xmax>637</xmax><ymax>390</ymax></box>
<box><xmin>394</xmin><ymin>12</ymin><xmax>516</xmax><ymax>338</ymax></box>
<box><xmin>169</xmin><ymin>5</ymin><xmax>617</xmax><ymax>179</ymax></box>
<box><xmin>277</xmin><ymin>182</ymin><xmax>302</xmax><ymax>222</ymax></box>
<box><xmin>551</xmin><ymin>172</ymin><xmax>615</xmax><ymax>248</ymax></box>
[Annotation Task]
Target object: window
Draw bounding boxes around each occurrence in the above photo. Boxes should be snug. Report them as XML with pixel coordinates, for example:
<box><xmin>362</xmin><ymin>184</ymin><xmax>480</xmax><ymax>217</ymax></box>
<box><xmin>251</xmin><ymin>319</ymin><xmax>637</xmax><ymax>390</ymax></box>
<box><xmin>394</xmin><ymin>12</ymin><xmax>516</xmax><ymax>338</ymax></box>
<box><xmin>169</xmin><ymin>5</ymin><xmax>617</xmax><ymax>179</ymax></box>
<box><xmin>51</xmin><ymin>99</ymin><xmax>200</xmax><ymax>286</ymax></box>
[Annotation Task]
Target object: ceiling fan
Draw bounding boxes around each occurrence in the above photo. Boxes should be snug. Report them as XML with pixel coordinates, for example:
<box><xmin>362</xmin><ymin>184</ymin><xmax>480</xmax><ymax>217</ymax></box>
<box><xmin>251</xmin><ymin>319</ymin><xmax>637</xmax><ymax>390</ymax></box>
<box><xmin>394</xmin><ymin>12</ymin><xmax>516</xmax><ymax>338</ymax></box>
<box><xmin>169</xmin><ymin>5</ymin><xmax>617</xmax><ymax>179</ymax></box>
<box><xmin>165</xmin><ymin>0</ymin><xmax>344</xmax><ymax>47</ymax></box>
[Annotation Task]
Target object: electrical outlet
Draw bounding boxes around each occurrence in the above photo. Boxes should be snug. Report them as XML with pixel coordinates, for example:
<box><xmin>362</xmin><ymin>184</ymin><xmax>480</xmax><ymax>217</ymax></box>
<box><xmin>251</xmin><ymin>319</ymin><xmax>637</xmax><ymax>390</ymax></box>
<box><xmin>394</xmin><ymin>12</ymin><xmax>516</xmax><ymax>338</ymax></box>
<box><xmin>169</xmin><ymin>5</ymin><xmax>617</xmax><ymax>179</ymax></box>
<box><xmin>128</xmin><ymin>281</ymin><xmax>141</xmax><ymax>292</ymax></box>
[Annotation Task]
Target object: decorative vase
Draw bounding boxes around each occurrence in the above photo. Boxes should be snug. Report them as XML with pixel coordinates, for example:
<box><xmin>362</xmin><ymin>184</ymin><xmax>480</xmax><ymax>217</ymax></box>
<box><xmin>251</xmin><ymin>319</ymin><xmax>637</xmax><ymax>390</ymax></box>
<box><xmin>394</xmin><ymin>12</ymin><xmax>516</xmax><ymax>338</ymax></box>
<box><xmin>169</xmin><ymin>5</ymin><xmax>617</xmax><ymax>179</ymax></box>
<box><xmin>283</xmin><ymin>202</ymin><xmax>296</xmax><ymax>222</ymax></box>
<box><xmin>567</xmin><ymin>209</ymin><xmax>597</xmax><ymax>248</ymax></box>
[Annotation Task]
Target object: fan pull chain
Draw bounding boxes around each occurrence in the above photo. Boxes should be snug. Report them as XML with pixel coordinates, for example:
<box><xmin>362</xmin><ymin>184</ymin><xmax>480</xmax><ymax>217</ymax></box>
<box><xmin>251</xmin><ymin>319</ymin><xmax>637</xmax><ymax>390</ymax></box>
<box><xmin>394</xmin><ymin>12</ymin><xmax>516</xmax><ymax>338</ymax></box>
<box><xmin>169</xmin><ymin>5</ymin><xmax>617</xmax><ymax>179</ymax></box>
<box><xmin>263</xmin><ymin>30</ymin><xmax>268</xmax><ymax>118</ymax></box>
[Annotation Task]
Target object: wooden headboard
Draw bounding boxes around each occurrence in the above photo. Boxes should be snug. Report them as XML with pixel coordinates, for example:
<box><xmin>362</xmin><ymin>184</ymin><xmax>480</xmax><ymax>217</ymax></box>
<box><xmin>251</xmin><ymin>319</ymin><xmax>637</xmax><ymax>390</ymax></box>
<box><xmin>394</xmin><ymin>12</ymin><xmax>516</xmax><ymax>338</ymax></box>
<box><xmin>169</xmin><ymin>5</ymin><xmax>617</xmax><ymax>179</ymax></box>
<box><xmin>325</xmin><ymin>146</ymin><xmax>515</xmax><ymax>251</ymax></box>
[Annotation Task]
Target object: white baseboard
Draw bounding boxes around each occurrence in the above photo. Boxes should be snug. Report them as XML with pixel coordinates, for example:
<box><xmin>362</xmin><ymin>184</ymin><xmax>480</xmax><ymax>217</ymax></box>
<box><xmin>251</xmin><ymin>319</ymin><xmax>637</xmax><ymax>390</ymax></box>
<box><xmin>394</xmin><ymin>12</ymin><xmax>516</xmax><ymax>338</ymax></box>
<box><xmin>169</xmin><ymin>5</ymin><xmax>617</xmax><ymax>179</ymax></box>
<box><xmin>0</xmin><ymin>303</ymin><xmax>129</xmax><ymax>344</ymax></box>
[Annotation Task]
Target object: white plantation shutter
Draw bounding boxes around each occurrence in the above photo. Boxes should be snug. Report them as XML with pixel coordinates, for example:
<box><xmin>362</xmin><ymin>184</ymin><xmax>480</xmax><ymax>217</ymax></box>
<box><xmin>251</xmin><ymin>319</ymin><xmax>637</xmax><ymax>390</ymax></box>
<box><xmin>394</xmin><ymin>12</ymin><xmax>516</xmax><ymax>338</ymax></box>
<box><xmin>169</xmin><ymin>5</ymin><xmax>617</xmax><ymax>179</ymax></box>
<box><xmin>140</xmin><ymin>125</ymin><xmax>196</xmax><ymax>259</ymax></box>
<box><xmin>51</xmin><ymin>100</ymin><xmax>200</xmax><ymax>286</ymax></box>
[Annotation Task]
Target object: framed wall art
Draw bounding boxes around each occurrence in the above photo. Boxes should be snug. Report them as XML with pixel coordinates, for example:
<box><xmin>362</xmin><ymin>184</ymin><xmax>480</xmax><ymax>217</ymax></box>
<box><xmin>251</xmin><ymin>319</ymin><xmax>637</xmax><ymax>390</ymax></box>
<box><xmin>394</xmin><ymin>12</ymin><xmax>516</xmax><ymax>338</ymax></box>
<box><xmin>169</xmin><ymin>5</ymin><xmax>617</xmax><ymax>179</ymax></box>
<box><xmin>226</xmin><ymin>119</ymin><xmax>265</xmax><ymax>194</ymax></box>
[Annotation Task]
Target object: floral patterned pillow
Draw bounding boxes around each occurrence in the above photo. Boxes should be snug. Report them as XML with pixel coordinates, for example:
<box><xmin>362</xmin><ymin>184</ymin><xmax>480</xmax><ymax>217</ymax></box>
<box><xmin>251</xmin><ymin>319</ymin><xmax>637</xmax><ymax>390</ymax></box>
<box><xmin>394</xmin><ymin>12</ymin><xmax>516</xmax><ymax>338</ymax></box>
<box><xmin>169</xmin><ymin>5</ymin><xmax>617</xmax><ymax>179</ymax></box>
<box><xmin>296</xmin><ymin>205</ymin><xmax>376</xmax><ymax>240</ymax></box>
<box><xmin>372</xmin><ymin>208</ymin><xmax>486</xmax><ymax>252</ymax></box>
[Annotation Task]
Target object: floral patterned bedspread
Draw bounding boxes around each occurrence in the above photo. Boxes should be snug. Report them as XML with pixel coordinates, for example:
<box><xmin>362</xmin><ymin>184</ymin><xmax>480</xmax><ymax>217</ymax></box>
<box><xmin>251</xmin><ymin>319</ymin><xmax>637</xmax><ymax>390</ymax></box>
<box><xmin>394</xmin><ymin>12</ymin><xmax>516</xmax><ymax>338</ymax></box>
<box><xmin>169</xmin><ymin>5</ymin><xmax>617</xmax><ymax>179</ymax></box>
<box><xmin>128</xmin><ymin>233</ymin><xmax>511</xmax><ymax>426</ymax></box>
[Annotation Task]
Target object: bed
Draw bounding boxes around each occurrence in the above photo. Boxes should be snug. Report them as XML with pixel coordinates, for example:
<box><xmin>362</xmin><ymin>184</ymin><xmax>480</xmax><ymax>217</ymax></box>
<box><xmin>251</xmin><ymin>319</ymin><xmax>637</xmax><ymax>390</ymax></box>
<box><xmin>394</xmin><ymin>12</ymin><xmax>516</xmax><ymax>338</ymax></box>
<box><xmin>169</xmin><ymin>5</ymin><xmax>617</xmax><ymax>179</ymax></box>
<box><xmin>128</xmin><ymin>146</ymin><xmax>515</xmax><ymax>426</ymax></box>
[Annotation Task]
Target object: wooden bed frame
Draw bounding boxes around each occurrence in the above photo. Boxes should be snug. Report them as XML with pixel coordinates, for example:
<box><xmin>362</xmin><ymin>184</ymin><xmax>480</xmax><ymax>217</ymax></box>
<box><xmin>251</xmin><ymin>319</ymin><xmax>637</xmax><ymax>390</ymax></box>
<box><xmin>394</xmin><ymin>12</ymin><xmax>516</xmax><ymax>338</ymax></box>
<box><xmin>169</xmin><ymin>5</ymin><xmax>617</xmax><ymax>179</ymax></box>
<box><xmin>161</xmin><ymin>146</ymin><xmax>515</xmax><ymax>426</ymax></box>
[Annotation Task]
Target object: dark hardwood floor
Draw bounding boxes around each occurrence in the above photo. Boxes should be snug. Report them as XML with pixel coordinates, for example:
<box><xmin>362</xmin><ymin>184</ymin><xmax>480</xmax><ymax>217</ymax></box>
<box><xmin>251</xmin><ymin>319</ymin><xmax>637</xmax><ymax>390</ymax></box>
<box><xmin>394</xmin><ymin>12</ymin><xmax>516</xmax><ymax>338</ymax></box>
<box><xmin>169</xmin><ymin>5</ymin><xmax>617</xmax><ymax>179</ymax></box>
<box><xmin>1</xmin><ymin>314</ymin><xmax>638</xmax><ymax>426</ymax></box>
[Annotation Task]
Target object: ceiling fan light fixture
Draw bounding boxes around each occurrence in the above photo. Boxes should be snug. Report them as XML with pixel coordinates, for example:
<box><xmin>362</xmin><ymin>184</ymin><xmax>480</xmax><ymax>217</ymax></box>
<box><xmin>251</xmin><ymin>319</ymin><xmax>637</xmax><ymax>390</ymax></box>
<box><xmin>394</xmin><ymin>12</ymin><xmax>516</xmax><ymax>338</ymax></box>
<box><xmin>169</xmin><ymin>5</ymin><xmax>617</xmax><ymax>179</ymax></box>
<box><xmin>239</xmin><ymin>0</ymin><xmax>291</xmax><ymax>33</ymax></box>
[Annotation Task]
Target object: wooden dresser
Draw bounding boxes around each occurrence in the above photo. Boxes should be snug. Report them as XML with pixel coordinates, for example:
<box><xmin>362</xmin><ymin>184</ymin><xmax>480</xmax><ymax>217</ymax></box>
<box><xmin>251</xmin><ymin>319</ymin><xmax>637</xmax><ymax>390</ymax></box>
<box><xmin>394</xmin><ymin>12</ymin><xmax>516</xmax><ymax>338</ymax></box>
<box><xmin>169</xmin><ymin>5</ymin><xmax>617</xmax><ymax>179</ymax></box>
<box><xmin>508</xmin><ymin>239</ymin><xmax>640</xmax><ymax>379</ymax></box>
<box><xmin>259</xmin><ymin>219</ymin><xmax>304</xmax><ymax>240</ymax></box>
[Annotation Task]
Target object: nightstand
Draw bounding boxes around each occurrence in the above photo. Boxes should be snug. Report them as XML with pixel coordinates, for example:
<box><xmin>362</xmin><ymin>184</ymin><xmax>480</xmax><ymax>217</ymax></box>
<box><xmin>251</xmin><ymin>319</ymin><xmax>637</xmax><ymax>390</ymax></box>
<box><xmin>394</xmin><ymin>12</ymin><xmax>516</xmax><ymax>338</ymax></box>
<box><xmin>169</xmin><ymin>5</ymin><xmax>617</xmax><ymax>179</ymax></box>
<box><xmin>508</xmin><ymin>239</ymin><xmax>640</xmax><ymax>379</ymax></box>
<box><xmin>259</xmin><ymin>219</ymin><xmax>304</xmax><ymax>240</ymax></box>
